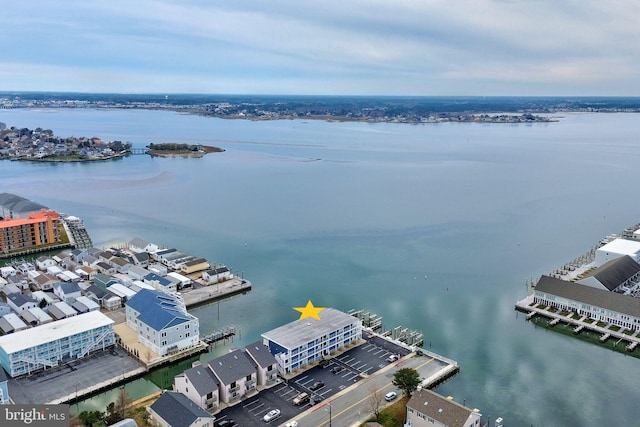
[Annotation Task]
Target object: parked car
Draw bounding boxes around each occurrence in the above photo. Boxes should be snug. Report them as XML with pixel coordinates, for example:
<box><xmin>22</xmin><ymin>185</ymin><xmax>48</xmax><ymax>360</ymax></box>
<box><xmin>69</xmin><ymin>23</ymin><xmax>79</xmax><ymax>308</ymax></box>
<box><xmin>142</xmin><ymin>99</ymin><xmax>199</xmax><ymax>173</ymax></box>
<box><xmin>331</xmin><ymin>365</ymin><xmax>343</xmax><ymax>374</ymax></box>
<box><xmin>386</xmin><ymin>354</ymin><xmax>399</xmax><ymax>362</ymax></box>
<box><xmin>263</xmin><ymin>409</ymin><xmax>281</xmax><ymax>422</ymax></box>
<box><xmin>215</xmin><ymin>420</ymin><xmax>236</xmax><ymax>427</ymax></box>
<box><xmin>385</xmin><ymin>391</ymin><xmax>398</xmax><ymax>401</ymax></box>
<box><xmin>293</xmin><ymin>392</ymin><xmax>309</xmax><ymax>405</ymax></box>
<box><xmin>319</xmin><ymin>358</ymin><xmax>331</xmax><ymax>368</ymax></box>
<box><xmin>309</xmin><ymin>394</ymin><xmax>323</xmax><ymax>405</ymax></box>
<box><xmin>309</xmin><ymin>381</ymin><xmax>325</xmax><ymax>391</ymax></box>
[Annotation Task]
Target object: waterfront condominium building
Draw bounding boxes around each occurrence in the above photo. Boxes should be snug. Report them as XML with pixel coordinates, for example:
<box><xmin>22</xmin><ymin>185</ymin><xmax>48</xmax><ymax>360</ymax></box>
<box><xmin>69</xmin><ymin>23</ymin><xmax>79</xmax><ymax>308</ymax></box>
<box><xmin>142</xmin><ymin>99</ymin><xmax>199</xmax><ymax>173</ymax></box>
<box><xmin>534</xmin><ymin>275</ymin><xmax>640</xmax><ymax>331</ymax></box>
<box><xmin>0</xmin><ymin>310</ymin><xmax>115</xmax><ymax>377</ymax></box>
<box><xmin>0</xmin><ymin>210</ymin><xmax>61</xmax><ymax>254</ymax></box>
<box><xmin>125</xmin><ymin>289</ymin><xmax>200</xmax><ymax>357</ymax></box>
<box><xmin>261</xmin><ymin>308</ymin><xmax>363</xmax><ymax>375</ymax></box>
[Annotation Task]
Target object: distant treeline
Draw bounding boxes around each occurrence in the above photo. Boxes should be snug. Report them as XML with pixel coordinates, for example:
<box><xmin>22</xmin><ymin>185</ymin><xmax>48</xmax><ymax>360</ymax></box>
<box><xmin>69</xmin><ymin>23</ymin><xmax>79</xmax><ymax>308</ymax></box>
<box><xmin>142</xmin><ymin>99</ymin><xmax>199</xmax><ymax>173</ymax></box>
<box><xmin>4</xmin><ymin>92</ymin><xmax>640</xmax><ymax>112</ymax></box>
<box><xmin>147</xmin><ymin>143</ymin><xmax>201</xmax><ymax>151</ymax></box>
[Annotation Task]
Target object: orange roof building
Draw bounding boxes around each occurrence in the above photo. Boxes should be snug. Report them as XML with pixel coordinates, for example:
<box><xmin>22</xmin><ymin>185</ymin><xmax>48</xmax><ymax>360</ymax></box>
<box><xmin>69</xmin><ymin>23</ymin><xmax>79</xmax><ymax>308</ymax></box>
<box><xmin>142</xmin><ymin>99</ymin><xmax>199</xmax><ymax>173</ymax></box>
<box><xmin>0</xmin><ymin>210</ymin><xmax>61</xmax><ymax>254</ymax></box>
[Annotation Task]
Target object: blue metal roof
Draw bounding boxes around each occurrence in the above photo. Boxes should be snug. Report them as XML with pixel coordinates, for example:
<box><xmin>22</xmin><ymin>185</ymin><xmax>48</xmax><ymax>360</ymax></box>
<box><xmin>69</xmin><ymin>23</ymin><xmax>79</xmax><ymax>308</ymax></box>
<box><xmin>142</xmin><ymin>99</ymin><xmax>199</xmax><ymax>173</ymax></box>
<box><xmin>55</xmin><ymin>281</ymin><xmax>81</xmax><ymax>295</ymax></box>
<box><xmin>144</xmin><ymin>272</ymin><xmax>172</xmax><ymax>287</ymax></box>
<box><xmin>126</xmin><ymin>289</ymin><xmax>192</xmax><ymax>331</ymax></box>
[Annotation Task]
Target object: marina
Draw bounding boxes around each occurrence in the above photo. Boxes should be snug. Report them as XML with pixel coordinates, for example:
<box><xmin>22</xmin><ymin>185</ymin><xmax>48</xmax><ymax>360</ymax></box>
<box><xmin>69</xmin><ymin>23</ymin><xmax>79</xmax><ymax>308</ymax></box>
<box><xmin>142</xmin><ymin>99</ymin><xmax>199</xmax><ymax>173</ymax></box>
<box><xmin>348</xmin><ymin>309</ymin><xmax>424</xmax><ymax>347</ymax></box>
<box><xmin>3</xmin><ymin>108</ymin><xmax>640</xmax><ymax>426</ymax></box>
<box><xmin>515</xmin><ymin>295</ymin><xmax>640</xmax><ymax>356</ymax></box>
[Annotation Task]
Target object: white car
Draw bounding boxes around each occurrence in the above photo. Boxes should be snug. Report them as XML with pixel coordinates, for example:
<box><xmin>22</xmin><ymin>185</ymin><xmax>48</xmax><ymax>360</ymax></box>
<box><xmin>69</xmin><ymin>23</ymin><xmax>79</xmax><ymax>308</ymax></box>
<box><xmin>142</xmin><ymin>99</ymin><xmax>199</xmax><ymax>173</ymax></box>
<box><xmin>263</xmin><ymin>409</ymin><xmax>281</xmax><ymax>422</ymax></box>
<box><xmin>285</xmin><ymin>422</ymin><xmax>298</xmax><ymax>427</ymax></box>
<box><xmin>385</xmin><ymin>391</ymin><xmax>398</xmax><ymax>401</ymax></box>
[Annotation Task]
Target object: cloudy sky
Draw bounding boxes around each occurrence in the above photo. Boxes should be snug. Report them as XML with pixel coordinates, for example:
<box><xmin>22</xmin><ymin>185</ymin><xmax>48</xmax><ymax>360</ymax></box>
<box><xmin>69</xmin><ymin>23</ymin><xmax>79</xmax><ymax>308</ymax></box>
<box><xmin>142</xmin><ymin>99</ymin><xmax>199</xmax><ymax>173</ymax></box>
<box><xmin>2</xmin><ymin>0</ymin><xmax>638</xmax><ymax>96</ymax></box>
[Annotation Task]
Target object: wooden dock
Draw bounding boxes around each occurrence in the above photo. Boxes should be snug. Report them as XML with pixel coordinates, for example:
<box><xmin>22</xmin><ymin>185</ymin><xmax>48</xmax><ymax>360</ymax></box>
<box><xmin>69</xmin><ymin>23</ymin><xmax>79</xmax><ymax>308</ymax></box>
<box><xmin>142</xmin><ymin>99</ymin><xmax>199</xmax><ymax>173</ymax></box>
<box><xmin>516</xmin><ymin>295</ymin><xmax>640</xmax><ymax>352</ymax></box>
<box><xmin>202</xmin><ymin>325</ymin><xmax>236</xmax><ymax>344</ymax></box>
<box><xmin>181</xmin><ymin>278</ymin><xmax>252</xmax><ymax>307</ymax></box>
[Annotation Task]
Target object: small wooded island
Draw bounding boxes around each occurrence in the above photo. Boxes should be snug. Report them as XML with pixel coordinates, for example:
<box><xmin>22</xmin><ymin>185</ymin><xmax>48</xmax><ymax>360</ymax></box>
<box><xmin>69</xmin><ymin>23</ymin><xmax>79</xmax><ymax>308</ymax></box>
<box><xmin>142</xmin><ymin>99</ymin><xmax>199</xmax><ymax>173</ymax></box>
<box><xmin>146</xmin><ymin>143</ymin><xmax>225</xmax><ymax>158</ymax></box>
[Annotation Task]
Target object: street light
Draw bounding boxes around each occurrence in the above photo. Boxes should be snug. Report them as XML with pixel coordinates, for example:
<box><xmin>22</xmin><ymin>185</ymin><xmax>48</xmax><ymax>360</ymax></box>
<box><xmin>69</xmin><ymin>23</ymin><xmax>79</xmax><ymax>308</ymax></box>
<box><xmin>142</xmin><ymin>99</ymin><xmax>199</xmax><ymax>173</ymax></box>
<box><xmin>325</xmin><ymin>401</ymin><xmax>332</xmax><ymax>427</ymax></box>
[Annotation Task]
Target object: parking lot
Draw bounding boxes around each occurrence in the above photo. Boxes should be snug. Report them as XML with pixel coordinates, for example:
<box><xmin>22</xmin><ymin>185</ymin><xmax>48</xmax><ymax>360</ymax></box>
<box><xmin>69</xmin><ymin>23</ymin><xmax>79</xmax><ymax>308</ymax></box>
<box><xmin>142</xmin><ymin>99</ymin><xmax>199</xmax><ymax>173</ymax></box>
<box><xmin>211</xmin><ymin>335</ymin><xmax>411</xmax><ymax>426</ymax></box>
<box><xmin>10</xmin><ymin>347</ymin><xmax>143</xmax><ymax>404</ymax></box>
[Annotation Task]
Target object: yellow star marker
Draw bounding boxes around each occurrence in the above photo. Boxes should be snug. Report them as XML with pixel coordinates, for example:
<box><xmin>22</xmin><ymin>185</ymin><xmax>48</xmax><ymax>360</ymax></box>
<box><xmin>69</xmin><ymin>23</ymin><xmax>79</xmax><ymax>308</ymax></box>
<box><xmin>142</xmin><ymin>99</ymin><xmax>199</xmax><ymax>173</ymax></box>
<box><xmin>294</xmin><ymin>300</ymin><xmax>326</xmax><ymax>321</ymax></box>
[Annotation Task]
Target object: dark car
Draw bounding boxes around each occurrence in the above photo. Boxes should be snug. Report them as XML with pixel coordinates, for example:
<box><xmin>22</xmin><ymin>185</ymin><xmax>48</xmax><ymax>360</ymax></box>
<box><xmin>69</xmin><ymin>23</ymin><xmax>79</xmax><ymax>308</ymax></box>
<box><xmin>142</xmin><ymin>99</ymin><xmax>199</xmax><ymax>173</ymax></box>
<box><xmin>319</xmin><ymin>359</ymin><xmax>331</xmax><ymax>368</ymax></box>
<box><xmin>331</xmin><ymin>366</ymin><xmax>343</xmax><ymax>374</ymax></box>
<box><xmin>215</xmin><ymin>420</ymin><xmax>236</xmax><ymax>427</ymax></box>
<box><xmin>309</xmin><ymin>381</ymin><xmax>325</xmax><ymax>391</ymax></box>
<box><xmin>309</xmin><ymin>394</ymin><xmax>323</xmax><ymax>406</ymax></box>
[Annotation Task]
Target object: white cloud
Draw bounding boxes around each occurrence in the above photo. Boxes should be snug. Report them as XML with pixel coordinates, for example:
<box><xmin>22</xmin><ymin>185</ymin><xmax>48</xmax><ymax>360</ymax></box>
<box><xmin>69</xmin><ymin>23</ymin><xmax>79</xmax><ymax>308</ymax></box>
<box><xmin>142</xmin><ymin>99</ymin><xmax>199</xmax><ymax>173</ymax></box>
<box><xmin>1</xmin><ymin>0</ymin><xmax>639</xmax><ymax>94</ymax></box>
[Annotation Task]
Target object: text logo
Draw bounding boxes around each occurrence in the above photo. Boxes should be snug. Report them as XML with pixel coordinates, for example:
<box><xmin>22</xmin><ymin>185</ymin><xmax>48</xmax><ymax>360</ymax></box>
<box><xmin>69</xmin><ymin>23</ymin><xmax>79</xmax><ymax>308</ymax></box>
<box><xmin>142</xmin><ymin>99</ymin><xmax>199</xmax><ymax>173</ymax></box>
<box><xmin>1</xmin><ymin>405</ymin><xmax>68</xmax><ymax>426</ymax></box>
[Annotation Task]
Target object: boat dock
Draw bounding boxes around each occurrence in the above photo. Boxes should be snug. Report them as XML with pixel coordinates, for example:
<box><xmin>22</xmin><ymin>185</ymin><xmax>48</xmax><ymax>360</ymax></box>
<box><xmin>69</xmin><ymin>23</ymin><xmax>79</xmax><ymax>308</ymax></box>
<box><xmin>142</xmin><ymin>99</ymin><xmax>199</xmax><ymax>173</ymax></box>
<box><xmin>515</xmin><ymin>295</ymin><xmax>640</xmax><ymax>353</ymax></box>
<box><xmin>181</xmin><ymin>278</ymin><xmax>252</xmax><ymax>308</ymax></box>
<box><xmin>349</xmin><ymin>308</ymin><xmax>424</xmax><ymax>347</ymax></box>
<box><xmin>202</xmin><ymin>325</ymin><xmax>236</xmax><ymax>344</ymax></box>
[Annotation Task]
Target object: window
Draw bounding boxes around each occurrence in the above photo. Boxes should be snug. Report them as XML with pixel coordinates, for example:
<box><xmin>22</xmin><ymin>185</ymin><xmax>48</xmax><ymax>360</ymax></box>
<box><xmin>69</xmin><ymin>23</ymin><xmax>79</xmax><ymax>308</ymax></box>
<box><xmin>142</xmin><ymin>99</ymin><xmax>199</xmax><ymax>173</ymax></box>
<box><xmin>246</xmin><ymin>375</ymin><xmax>252</xmax><ymax>381</ymax></box>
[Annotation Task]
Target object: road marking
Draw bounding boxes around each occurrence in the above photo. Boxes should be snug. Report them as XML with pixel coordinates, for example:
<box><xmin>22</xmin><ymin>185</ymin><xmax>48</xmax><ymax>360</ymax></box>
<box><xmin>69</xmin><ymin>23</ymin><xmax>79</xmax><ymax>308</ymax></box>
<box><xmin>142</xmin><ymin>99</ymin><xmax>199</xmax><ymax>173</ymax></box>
<box><xmin>296</xmin><ymin>375</ymin><xmax>309</xmax><ymax>383</ymax></box>
<box><xmin>243</xmin><ymin>398</ymin><xmax>261</xmax><ymax>408</ymax></box>
<box><xmin>315</xmin><ymin>357</ymin><xmax>436</xmax><ymax>427</ymax></box>
<box><xmin>247</xmin><ymin>402</ymin><xmax>266</xmax><ymax>414</ymax></box>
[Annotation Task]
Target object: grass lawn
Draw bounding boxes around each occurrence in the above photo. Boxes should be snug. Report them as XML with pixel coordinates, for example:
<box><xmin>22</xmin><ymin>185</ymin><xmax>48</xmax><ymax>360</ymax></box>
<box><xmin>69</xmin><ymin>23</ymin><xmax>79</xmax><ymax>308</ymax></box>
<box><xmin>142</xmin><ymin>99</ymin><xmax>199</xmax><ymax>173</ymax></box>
<box><xmin>360</xmin><ymin>397</ymin><xmax>408</xmax><ymax>427</ymax></box>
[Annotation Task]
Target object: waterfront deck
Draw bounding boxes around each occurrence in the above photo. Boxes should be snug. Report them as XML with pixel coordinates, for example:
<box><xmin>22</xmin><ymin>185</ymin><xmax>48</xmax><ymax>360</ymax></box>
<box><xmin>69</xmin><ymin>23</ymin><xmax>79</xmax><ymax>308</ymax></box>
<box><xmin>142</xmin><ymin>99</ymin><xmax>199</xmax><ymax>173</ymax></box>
<box><xmin>181</xmin><ymin>277</ymin><xmax>252</xmax><ymax>307</ymax></box>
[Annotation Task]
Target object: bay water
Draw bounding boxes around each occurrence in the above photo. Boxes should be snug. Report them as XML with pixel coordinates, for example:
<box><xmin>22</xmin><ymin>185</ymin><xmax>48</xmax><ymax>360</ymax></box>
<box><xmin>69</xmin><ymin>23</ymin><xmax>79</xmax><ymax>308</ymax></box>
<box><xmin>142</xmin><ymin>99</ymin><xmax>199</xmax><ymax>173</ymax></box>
<box><xmin>2</xmin><ymin>108</ymin><xmax>640</xmax><ymax>426</ymax></box>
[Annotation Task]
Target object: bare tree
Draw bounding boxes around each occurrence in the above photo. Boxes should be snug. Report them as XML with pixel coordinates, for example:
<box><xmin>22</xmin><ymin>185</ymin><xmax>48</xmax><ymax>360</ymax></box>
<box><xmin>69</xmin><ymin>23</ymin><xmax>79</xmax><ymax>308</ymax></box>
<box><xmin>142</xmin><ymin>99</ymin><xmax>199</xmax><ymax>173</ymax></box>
<box><xmin>366</xmin><ymin>385</ymin><xmax>384</xmax><ymax>420</ymax></box>
<box><xmin>114</xmin><ymin>387</ymin><xmax>133</xmax><ymax>421</ymax></box>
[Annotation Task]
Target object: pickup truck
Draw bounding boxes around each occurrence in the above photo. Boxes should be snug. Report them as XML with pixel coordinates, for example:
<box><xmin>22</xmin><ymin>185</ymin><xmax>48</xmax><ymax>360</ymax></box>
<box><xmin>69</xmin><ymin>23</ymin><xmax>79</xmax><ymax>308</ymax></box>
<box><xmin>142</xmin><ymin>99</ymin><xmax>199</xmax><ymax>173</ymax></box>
<box><xmin>293</xmin><ymin>392</ymin><xmax>309</xmax><ymax>405</ymax></box>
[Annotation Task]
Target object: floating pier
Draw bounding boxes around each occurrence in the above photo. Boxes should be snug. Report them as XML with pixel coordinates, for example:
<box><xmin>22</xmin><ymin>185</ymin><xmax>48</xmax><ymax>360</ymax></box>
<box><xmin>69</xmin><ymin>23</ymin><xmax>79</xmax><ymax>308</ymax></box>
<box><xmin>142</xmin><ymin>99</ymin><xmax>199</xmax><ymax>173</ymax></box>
<box><xmin>349</xmin><ymin>308</ymin><xmax>424</xmax><ymax>347</ymax></box>
<box><xmin>202</xmin><ymin>325</ymin><xmax>236</xmax><ymax>344</ymax></box>
<box><xmin>348</xmin><ymin>309</ymin><xmax>383</xmax><ymax>332</ymax></box>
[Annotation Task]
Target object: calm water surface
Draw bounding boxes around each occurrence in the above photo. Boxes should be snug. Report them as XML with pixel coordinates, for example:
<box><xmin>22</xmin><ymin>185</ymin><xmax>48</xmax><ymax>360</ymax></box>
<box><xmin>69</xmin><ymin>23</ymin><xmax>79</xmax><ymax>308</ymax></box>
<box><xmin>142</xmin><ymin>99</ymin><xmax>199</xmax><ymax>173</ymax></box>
<box><xmin>3</xmin><ymin>109</ymin><xmax>640</xmax><ymax>426</ymax></box>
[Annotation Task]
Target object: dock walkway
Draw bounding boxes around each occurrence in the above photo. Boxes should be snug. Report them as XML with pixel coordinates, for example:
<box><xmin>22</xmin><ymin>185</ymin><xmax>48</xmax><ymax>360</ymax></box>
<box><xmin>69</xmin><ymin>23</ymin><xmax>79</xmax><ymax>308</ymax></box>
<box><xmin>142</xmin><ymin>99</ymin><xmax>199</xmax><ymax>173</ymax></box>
<box><xmin>181</xmin><ymin>278</ymin><xmax>251</xmax><ymax>307</ymax></box>
<box><xmin>515</xmin><ymin>295</ymin><xmax>640</xmax><ymax>351</ymax></box>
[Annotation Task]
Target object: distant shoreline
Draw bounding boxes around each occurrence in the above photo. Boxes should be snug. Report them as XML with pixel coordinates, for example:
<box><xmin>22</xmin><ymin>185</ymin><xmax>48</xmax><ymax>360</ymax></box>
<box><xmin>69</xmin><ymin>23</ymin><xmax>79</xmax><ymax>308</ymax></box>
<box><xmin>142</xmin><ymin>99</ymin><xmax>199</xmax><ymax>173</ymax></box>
<box><xmin>8</xmin><ymin>151</ymin><xmax>129</xmax><ymax>163</ymax></box>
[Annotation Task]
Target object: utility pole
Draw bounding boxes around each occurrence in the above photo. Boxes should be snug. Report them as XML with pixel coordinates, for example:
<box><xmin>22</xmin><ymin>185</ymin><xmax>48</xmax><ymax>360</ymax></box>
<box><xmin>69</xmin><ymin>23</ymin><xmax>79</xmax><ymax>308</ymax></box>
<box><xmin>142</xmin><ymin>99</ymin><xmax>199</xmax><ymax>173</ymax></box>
<box><xmin>324</xmin><ymin>401</ymin><xmax>333</xmax><ymax>427</ymax></box>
